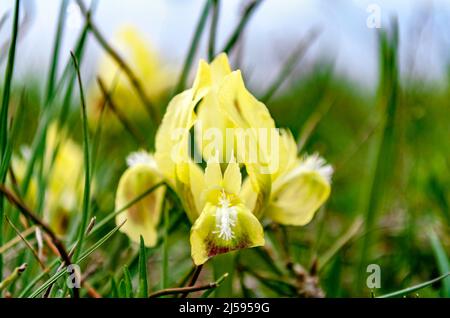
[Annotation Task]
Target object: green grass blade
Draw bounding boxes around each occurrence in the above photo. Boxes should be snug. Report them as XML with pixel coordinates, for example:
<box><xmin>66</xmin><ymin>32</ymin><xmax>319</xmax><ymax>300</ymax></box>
<box><xmin>0</xmin><ymin>0</ymin><xmax>20</xmax><ymax>158</ymax></box>
<box><xmin>318</xmin><ymin>217</ymin><xmax>363</xmax><ymax>272</ymax></box>
<box><xmin>28</xmin><ymin>221</ymin><xmax>125</xmax><ymax>298</ymax></box>
<box><xmin>0</xmin><ymin>0</ymin><xmax>20</xmax><ymax>280</ymax></box>
<box><xmin>377</xmin><ymin>273</ymin><xmax>450</xmax><ymax>298</ymax></box>
<box><xmin>122</xmin><ymin>265</ymin><xmax>133</xmax><ymax>298</ymax></box>
<box><xmin>174</xmin><ymin>0</ymin><xmax>212</xmax><ymax>94</ymax></box>
<box><xmin>0</xmin><ymin>263</ymin><xmax>26</xmax><ymax>292</ymax></box>
<box><xmin>201</xmin><ymin>273</ymin><xmax>229</xmax><ymax>298</ymax></box>
<box><xmin>0</xmin><ymin>89</ymin><xmax>25</xmax><ymax>179</ymax></box>
<box><xmin>45</xmin><ymin>0</ymin><xmax>69</xmax><ymax>103</ymax></box>
<box><xmin>138</xmin><ymin>236</ymin><xmax>148</xmax><ymax>298</ymax></box>
<box><xmin>118</xmin><ymin>279</ymin><xmax>127</xmax><ymax>298</ymax></box>
<box><xmin>221</xmin><ymin>0</ymin><xmax>262</xmax><ymax>55</ymax></box>
<box><xmin>70</xmin><ymin>52</ymin><xmax>91</xmax><ymax>262</ymax></box>
<box><xmin>19</xmin><ymin>4</ymin><xmax>94</xmax><ymax>203</ymax></box>
<box><xmin>21</xmin><ymin>19</ymin><xmax>91</xmax><ymax>198</ymax></box>
<box><xmin>358</xmin><ymin>22</ymin><xmax>400</xmax><ymax>290</ymax></box>
<box><xmin>208</xmin><ymin>0</ymin><xmax>220</xmax><ymax>61</ymax></box>
<box><xmin>18</xmin><ymin>259</ymin><xmax>59</xmax><ymax>298</ymax></box>
<box><xmin>110</xmin><ymin>277</ymin><xmax>119</xmax><ymax>298</ymax></box>
<box><xmin>428</xmin><ymin>230</ymin><xmax>450</xmax><ymax>297</ymax></box>
<box><xmin>261</xmin><ymin>29</ymin><xmax>319</xmax><ymax>103</ymax></box>
<box><xmin>161</xmin><ymin>202</ymin><xmax>169</xmax><ymax>289</ymax></box>
<box><xmin>57</xmin><ymin>25</ymin><xmax>89</xmax><ymax>126</ymax></box>
<box><xmin>428</xmin><ymin>177</ymin><xmax>450</xmax><ymax>225</ymax></box>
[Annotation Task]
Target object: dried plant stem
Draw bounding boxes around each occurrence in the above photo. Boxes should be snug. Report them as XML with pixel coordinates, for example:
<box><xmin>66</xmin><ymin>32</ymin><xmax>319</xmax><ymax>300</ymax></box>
<box><xmin>0</xmin><ymin>184</ymin><xmax>78</xmax><ymax>298</ymax></box>
<box><xmin>180</xmin><ymin>264</ymin><xmax>203</xmax><ymax>298</ymax></box>
<box><xmin>97</xmin><ymin>77</ymin><xmax>147</xmax><ymax>146</ymax></box>
<box><xmin>150</xmin><ymin>272</ymin><xmax>228</xmax><ymax>298</ymax></box>
<box><xmin>0</xmin><ymin>226</ymin><xmax>36</xmax><ymax>255</ymax></box>
<box><xmin>0</xmin><ymin>185</ymin><xmax>72</xmax><ymax>268</ymax></box>
<box><xmin>149</xmin><ymin>283</ymin><xmax>218</xmax><ymax>298</ymax></box>
<box><xmin>5</xmin><ymin>216</ymin><xmax>46</xmax><ymax>270</ymax></box>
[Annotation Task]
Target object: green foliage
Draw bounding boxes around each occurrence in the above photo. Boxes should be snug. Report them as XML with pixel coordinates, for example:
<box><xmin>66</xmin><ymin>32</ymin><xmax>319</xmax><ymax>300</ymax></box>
<box><xmin>0</xmin><ymin>1</ymin><xmax>448</xmax><ymax>299</ymax></box>
<box><xmin>138</xmin><ymin>236</ymin><xmax>148</xmax><ymax>298</ymax></box>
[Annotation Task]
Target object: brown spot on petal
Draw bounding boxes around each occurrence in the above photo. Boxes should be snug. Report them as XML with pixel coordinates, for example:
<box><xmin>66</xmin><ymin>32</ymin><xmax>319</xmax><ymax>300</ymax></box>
<box><xmin>206</xmin><ymin>235</ymin><xmax>250</xmax><ymax>258</ymax></box>
<box><xmin>126</xmin><ymin>188</ymin><xmax>156</xmax><ymax>223</ymax></box>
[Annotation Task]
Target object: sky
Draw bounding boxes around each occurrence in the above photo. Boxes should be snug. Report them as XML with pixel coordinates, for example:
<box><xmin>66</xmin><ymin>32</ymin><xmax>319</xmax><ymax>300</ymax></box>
<box><xmin>1</xmin><ymin>0</ymin><xmax>450</xmax><ymax>91</ymax></box>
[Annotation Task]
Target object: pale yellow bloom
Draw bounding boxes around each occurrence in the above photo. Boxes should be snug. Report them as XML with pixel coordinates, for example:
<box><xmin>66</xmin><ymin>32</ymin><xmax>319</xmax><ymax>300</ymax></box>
<box><xmin>45</xmin><ymin>124</ymin><xmax>85</xmax><ymax>234</ymax></box>
<box><xmin>13</xmin><ymin>123</ymin><xmax>84</xmax><ymax>235</ymax></box>
<box><xmin>88</xmin><ymin>25</ymin><xmax>172</xmax><ymax>130</ymax></box>
<box><xmin>267</xmin><ymin>153</ymin><xmax>332</xmax><ymax>226</ymax></box>
<box><xmin>155</xmin><ymin>53</ymin><xmax>332</xmax><ymax>264</ymax></box>
<box><xmin>155</xmin><ymin>54</ymin><xmax>269</xmax><ymax>264</ymax></box>
<box><xmin>190</xmin><ymin>158</ymin><xmax>264</xmax><ymax>265</ymax></box>
<box><xmin>243</xmin><ymin>130</ymin><xmax>333</xmax><ymax>226</ymax></box>
<box><xmin>115</xmin><ymin>151</ymin><xmax>166</xmax><ymax>247</ymax></box>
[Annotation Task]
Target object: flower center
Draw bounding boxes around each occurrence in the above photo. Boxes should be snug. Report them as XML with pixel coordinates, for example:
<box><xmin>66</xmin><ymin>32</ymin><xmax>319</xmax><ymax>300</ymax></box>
<box><xmin>213</xmin><ymin>191</ymin><xmax>237</xmax><ymax>241</ymax></box>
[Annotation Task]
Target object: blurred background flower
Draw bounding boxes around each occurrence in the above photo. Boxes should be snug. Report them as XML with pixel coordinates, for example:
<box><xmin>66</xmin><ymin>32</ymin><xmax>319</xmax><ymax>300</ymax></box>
<box><xmin>87</xmin><ymin>26</ymin><xmax>173</xmax><ymax>132</ymax></box>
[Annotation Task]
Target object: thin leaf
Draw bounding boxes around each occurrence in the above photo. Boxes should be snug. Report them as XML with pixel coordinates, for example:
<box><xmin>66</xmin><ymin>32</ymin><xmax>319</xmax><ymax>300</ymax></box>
<box><xmin>91</xmin><ymin>182</ymin><xmax>165</xmax><ymax>235</ymax></box>
<box><xmin>261</xmin><ymin>28</ymin><xmax>320</xmax><ymax>103</ymax></box>
<box><xmin>0</xmin><ymin>0</ymin><xmax>20</xmax><ymax>159</ymax></box>
<box><xmin>0</xmin><ymin>89</ymin><xmax>25</xmax><ymax>179</ymax></box>
<box><xmin>0</xmin><ymin>263</ymin><xmax>27</xmax><ymax>292</ymax></box>
<box><xmin>18</xmin><ymin>260</ymin><xmax>59</xmax><ymax>298</ymax></box>
<box><xmin>70</xmin><ymin>51</ymin><xmax>91</xmax><ymax>262</ymax></box>
<box><xmin>208</xmin><ymin>0</ymin><xmax>220</xmax><ymax>61</ymax></box>
<box><xmin>174</xmin><ymin>0</ymin><xmax>212</xmax><ymax>94</ymax></box>
<box><xmin>161</xmin><ymin>202</ymin><xmax>169</xmax><ymax>289</ymax></box>
<box><xmin>138</xmin><ymin>236</ymin><xmax>148</xmax><ymax>298</ymax></box>
<box><xmin>428</xmin><ymin>230</ymin><xmax>450</xmax><ymax>297</ymax></box>
<box><xmin>318</xmin><ymin>217</ymin><xmax>363</xmax><ymax>272</ymax></box>
<box><xmin>58</xmin><ymin>20</ymin><xmax>90</xmax><ymax>125</ymax></box>
<box><xmin>45</xmin><ymin>0</ymin><xmax>69</xmax><ymax>103</ymax></box>
<box><xmin>377</xmin><ymin>273</ymin><xmax>450</xmax><ymax>298</ymax></box>
<box><xmin>123</xmin><ymin>266</ymin><xmax>133</xmax><ymax>298</ymax></box>
<box><xmin>0</xmin><ymin>0</ymin><xmax>20</xmax><ymax>280</ymax></box>
<box><xmin>110</xmin><ymin>277</ymin><xmax>119</xmax><ymax>298</ymax></box>
<box><xmin>28</xmin><ymin>221</ymin><xmax>125</xmax><ymax>298</ymax></box>
<box><xmin>221</xmin><ymin>0</ymin><xmax>263</xmax><ymax>54</ymax></box>
<box><xmin>358</xmin><ymin>21</ymin><xmax>400</xmax><ymax>289</ymax></box>
<box><xmin>118</xmin><ymin>279</ymin><xmax>127</xmax><ymax>298</ymax></box>
<box><xmin>201</xmin><ymin>273</ymin><xmax>229</xmax><ymax>298</ymax></box>
<box><xmin>21</xmin><ymin>17</ymin><xmax>91</xmax><ymax>198</ymax></box>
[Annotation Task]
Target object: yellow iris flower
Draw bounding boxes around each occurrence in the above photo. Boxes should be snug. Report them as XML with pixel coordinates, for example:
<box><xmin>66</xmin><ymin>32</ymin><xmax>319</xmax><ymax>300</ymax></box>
<box><xmin>190</xmin><ymin>157</ymin><xmax>265</xmax><ymax>265</ymax></box>
<box><xmin>12</xmin><ymin>123</ymin><xmax>84</xmax><ymax>235</ymax></box>
<box><xmin>115</xmin><ymin>151</ymin><xmax>166</xmax><ymax>247</ymax></box>
<box><xmin>88</xmin><ymin>25</ymin><xmax>172</xmax><ymax>130</ymax></box>
<box><xmin>243</xmin><ymin>129</ymin><xmax>333</xmax><ymax>226</ymax></box>
<box><xmin>151</xmin><ymin>53</ymin><xmax>331</xmax><ymax>264</ymax></box>
<box><xmin>266</xmin><ymin>154</ymin><xmax>332</xmax><ymax>226</ymax></box>
<box><xmin>155</xmin><ymin>54</ymin><xmax>270</xmax><ymax>265</ymax></box>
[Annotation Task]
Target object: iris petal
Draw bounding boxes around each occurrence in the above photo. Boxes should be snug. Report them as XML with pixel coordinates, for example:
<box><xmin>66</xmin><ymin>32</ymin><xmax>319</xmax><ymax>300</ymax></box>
<box><xmin>190</xmin><ymin>202</ymin><xmax>264</xmax><ymax>265</ymax></box>
<box><xmin>115</xmin><ymin>162</ymin><xmax>166</xmax><ymax>247</ymax></box>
